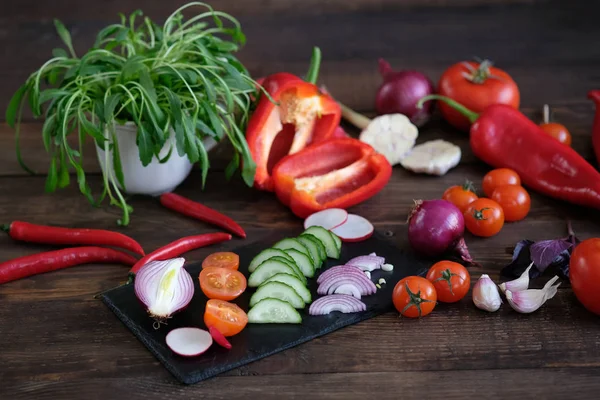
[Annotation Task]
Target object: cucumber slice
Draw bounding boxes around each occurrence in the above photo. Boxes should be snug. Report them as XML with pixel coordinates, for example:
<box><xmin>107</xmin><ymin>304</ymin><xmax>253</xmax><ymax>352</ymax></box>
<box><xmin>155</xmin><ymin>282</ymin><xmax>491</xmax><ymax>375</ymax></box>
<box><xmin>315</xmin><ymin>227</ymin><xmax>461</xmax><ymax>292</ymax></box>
<box><xmin>272</xmin><ymin>256</ymin><xmax>307</xmax><ymax>285</ymax></box>
<box><xmin>330</xmin><ymin>231</ymin><xmax>342</xmax><ymax>252</ymax></box>
<box><xmin>249</xmin><ymin>282</ymin><xmax>305</xmax><ymax>309</ymax></box>
<box><xmin>273</xmin><ymin>238</ymin><xmax>314</xmax><ymax>263</ymax></box>
<box><xmin>296</xmin><ymin>235</ymin><xmax>325</xmax><ymax>268</ymax></box>
<box><xmin>303</xmin><ymin>226</ymin><xmax>341</xmax><ymax>259</ymax></box>
<box><xmin>248</xmin><ymin>258</ymin><xmax>299</xmax><ymax>287</ymax></box>
<box><xmin>248</xmin><ymin>248</ymin><xmax>294</xmax><ymax>273</ymax></box>
<box><xmin>263</xmin><ymin>273</ymin><xmax>312</xmax><ymax>304</ymax></box>
<box><xmin>283</xmin><ymin>248</ymin><xmax>315</xmax><ymax>278</ymax></box>
<box><xmin>248</xmin><ymin>298</ymin><xmax>302</xmax><ymax>324</ymax></box>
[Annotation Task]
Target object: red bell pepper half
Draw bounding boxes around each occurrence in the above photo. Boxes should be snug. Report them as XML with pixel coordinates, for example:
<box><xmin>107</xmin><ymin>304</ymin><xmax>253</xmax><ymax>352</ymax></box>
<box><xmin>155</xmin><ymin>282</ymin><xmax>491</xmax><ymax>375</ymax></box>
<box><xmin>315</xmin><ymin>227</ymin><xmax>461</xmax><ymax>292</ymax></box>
<box><xmin>272</xmin><ymin>138</ymin><xmax>392</xmax><ymax>218</ymax></box>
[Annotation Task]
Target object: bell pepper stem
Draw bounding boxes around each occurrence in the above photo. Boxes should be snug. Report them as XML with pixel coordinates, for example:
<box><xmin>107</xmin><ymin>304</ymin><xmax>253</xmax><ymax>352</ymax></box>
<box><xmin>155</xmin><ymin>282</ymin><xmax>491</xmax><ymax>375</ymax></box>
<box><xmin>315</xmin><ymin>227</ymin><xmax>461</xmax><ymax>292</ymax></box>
<box><xmin>1</xmin><ymin>224</ymin><xmax>10</xmax><ymax>233</ymax></box>
<box><xmin>417</xmin><ymin>94</ymin><xmax>480</xmax><ymax>124</ymax></box>
<box><xmin>339</xmin><ymin>102</ymin><xmax>371</xmax><ymax>130</ymax></box>
<box><xmin>306</xmin><ymin>47</ymin><xmax>322</xmax><ymax>85</ymax></box>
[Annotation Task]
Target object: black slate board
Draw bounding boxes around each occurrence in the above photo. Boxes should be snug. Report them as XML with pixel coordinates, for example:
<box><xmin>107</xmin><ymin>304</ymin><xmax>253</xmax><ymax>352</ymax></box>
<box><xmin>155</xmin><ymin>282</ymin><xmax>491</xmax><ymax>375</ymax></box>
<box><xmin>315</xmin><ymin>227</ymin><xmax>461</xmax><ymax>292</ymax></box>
<box><xmin>100</xmin><ymin>232</ymin><xmax>430</xmax><ymax>384</ymax></box>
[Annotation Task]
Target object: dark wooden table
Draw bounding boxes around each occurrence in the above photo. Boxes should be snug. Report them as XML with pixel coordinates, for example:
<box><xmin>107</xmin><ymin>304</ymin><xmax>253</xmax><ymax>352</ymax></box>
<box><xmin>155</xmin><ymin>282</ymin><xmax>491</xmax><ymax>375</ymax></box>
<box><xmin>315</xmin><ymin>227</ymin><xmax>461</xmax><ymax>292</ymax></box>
<box><xmin>2</xmin><ymin>0</ymin><xmax>600</xmax><ymax>398</ymax></box>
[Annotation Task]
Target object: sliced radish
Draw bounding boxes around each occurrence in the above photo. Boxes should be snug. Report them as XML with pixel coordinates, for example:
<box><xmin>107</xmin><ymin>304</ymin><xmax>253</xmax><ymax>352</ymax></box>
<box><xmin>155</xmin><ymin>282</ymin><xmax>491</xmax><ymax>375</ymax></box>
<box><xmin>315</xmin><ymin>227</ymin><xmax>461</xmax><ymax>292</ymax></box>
<box><xmin>304</xmin><ymin>208</ymin><xmax>348</xmax><ymax>230</ymax></box>
<box><xmin>166</xmin><ymin>327</ymin><xmax>213</xmax><ymax>357</ymax></box>
<box><xmin>330</xmin><ymin>214</ymin><xmax>374</xmax><ymax>242</ymax></box>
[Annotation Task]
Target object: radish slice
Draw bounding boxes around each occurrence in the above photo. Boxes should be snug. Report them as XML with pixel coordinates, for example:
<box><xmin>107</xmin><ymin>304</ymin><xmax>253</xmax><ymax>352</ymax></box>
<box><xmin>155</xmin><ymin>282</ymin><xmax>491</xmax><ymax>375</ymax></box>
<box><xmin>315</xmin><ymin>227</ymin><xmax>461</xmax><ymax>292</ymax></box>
<box><xmin>330</xmin><ymin>214</ymin><xmax>374</xmax><ymax>242</ymax></box>
<box><xmin>304</xmin><ymin>208</ymin><xmax>349</xmax><ymax>230</ymax></box>
<box><xmin>166</xmin><ymin>327</ymin><xmax>213</xmax><ymax>357</ymax></box>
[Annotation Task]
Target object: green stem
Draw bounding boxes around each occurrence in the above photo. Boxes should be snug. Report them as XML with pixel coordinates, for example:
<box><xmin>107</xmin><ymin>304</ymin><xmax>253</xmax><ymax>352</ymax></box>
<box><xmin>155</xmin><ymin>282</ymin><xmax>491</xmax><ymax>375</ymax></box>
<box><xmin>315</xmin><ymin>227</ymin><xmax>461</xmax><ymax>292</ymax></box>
<box><xmin>1</xmin><ymin>224</ymin><xmax>10</xmax><ymax>233</ymax></box>
<box><xmin>416</xmin><ymin>94</ymin><xmax>480</xmax><ymax>124</ymax></box>
<box><xmin>305</xmin><ymin>46</ymin><xmax>322</xmax><ymax>85</ymax></box>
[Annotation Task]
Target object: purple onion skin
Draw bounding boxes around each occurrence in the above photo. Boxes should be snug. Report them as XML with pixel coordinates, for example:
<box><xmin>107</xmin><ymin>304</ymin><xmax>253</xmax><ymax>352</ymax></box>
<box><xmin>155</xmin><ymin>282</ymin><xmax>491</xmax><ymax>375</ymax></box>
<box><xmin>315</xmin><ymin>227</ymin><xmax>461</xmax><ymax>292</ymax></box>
<box><xmin>376</xmin><ymin>59</ymin><xmax>435</xmax><ymax>127</ymax></box>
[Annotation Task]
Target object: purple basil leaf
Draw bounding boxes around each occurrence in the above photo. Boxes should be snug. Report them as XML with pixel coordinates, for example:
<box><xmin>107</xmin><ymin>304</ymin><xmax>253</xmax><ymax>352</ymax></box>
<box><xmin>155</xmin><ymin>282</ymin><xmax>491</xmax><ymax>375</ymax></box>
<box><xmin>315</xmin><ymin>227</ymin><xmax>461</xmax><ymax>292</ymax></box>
<box><xmin>530</xmin><ymin>238</ymin><xmax>574</xmax><ymax>272</ymax></box>
<box><xmin>501</xmin><ymin>240</ymin><xmax>541</xmax><ymax>279</ymax></box>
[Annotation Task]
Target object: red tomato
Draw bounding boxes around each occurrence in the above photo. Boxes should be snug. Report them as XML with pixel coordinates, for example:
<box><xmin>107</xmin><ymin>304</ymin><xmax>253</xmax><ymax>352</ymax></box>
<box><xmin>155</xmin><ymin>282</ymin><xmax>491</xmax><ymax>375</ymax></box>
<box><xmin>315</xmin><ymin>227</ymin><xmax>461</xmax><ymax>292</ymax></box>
<box><xmin>569</xmin><ymin>238</ymin><xmax>600</xmax><ymax>316</ymax></box>
<box><xmin>464</xmin><ymin>198</ymin><xmax>504</xmax><ymax>237</ymax></box>
<box><xmin>442</xmin><ymin>182</ymin><xmax>479</xmax><ymax>213</ymax></box>
<box><xmin>482</xmin><ymin>168</ymin><xmax>521</xmax><ymax>197</ymax></box>
<box><xmin>202</xmin><ymin>252</ymin><xmax>240</xmax><ymax>270</ymax></box>
<box><xmin>199</xmin><ymin>267</ymin><xmax>246</xmax><ymax>301</ymax></box>
<box><xmin>491</xmin><ymin>185</ymin><xmax>531</xmax><ymax>222</ymax></box>
<box><xmin>438</xmin><ymin>60</ymin><xmax>520</xmax><ymax>131</ymax></box>
<box><xmin>204</xmin><ymin>299</ymin><xmax>248</xmax><ymax>337</ymax></box>
<box><xmin>392</xmin><ymin>276</ymin><xmax>437</xmax><ymax>318</ymax></box>
<box><xmin>425</xmin><ymin>261</ymin><xmax>470</xmax><ymax>303</ymax></box>
<box><xmin>539</xmin><ymin>122</ymin><xmax>572</xmax><ymax>146</ymax></box>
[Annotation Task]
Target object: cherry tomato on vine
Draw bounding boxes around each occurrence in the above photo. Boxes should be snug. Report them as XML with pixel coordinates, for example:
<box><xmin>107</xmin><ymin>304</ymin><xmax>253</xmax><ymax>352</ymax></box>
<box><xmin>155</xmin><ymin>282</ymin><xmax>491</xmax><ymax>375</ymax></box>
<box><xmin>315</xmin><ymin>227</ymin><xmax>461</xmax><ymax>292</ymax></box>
<box><xmin>425</xmin><ymin>261</ymin><xmax>471</xmax><ymax>303</ymax></box>
<box><xmin>464</xmin><ymin>198</ymin><xmax>504</xmax><ymax>237</ymax></box>
<box><xmin>491</xmin><ymin>185</ymin><xmax>531</xmax><ymax>222</ymax></box>
<box><xmin>482</xmin><ymin>168</ymin><xmax>521</xmax><ymax>197</ymax></box>
<box><xmin>442</xmin><ymin>181</ymin><xmax>479</xmax><ymax>213</ymax></box>
<box><xmin>569</xmin><ymin>238</ymin><xmax>600</xmax><ymax>316</ymax></box>
<box><xmin>392</xmin><ymin>276</ymin><xmax>437</xmax><ymax>318</ymax></box>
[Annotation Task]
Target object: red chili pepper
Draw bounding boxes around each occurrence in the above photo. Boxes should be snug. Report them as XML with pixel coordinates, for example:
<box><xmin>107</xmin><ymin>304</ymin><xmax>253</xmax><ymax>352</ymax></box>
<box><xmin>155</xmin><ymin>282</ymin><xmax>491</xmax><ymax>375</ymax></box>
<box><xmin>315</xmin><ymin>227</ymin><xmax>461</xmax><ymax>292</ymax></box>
<box><xmin>246</xmin><ymin>50</ymin><xmax>342</xmax><ymax>192</ymax></box>
<box><xmin>272</xmin><ymin>138</ymin><xmax>392</xmax><ymax>219</ymax></box>
<box><xmin>588</xmin><ymin>90</ymin><xmax>600</xmax><ymax>164</ymax></box>
<box><xmin>208</xmin><ymin>326</ymin><xmax>232</xmax><ymax>349</ymax></box>
<box><xmin>0</xmin><ymin>247</ymin><xmax>137</xmax><ymax>284</ymax></box>
<box><xmin>129</xmin><ymin>232</ymin><xmax>232</xmax><ymax>275</ymax></box>
<box><xmin>420</xmin><ymin>95</ymin><xmax>600</xmax><ymax>210</ymax></box>
<box><xmin>2</xmin><ymin>221</ymin><xmax>145</xmax><ymax>255</ymax></box>
<box><xmin>159</xmin><ymin>193</ymin><xmax>246</xmax><ymax>238</ymax></box>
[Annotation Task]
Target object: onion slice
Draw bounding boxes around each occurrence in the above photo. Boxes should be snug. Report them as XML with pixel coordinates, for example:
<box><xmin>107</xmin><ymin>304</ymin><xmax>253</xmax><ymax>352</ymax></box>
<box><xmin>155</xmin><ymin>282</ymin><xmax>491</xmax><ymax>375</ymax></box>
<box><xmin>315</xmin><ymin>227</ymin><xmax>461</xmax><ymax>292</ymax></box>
<box><xmin>134</xmin><ymin>257</ymin><xmax>194</xmax><ymax>328</ymax></box>
<box><xmin>346</xmin><ymin>255</ymin><xmax>385</xmax><ymax>271</ymax></box>
<box><xmin>330</xmin><ymin>214</ymin><xmax>374</xmax><ymax>242</ymax></box>
<box><xmin>309</xmin><ymin>294</ymin><xmax>367</xmax><ymax>315</ymax></box>
<box><xmin>317</xmin><ymin>268</ymin><xmax>377</xmax><ymax>296</ymax></box>
<box><xmin>166</xmin><ymin>327</ymin><xmax>213</xmax><ymax>357</ymax></box>
<box><xmin>304</xmin><ymin>208</ymin><xmax>349</xmax><ymax>230</ymax></box>
<box><xmin>317</xmin><ymin>264</ymin><xmax>364</xmax><ymax>284</ymax></box>
<box><xmin>331</xmin><ymin>283</ymin><xmax>362</xmax><ymax>299</ymax></box>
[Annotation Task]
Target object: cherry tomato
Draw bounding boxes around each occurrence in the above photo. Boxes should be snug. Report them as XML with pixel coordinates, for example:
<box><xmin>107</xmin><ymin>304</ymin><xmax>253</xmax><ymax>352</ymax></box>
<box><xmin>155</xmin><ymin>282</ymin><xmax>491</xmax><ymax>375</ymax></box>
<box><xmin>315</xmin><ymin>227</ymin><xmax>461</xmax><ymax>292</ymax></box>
<box><xmin>204</xmin><ymin>299</ymin><xmax>248</xmax><ymax>337</ymax></box>
<box><xmin>482</xmin><ymin>168</ymin><xmax>521</xmax><ymax>197</ymax></box>
<box><xmin>539</xmin><ymin>122</ymin><xmax>572</xmax><ymax>146</ymax></box>
<box><xmin>438</xmin><ymin>60</ymin><xmax>520</xmax><ymax>131</ymax></box>
<box><xmin>202</xmin><ymin>252</ymin><xmax>240</xmax><ymax>270</ymax></box>
<box><xmin>392</xmin><ymin>276</ymin><xmax>437</xmax><ymax>318</ymax></box>
<box><xmin>199</xmin><ymin>267</ymin><xmax>246</xmax><ymax>301</ymax></box>
<box><xmin>442</xmin><ymin>181</ymin><xmax>479</xmax><ymax>213</ymax></box>
<box><xmin>464</xmin><ymin>198</ymin><xmax>504</xmax><ymax>237</ymax></box>
<box><xmin>425</xmin><ymin>261</ymin><xmax>471</xmax><ymax>303</ymax></box>
<box><xmin>491</xmin><ymin>185</ymin><xmax>531</xmax><ymax>222</ymax></box>
<box><xmin>569</xmin><ymin>238</ymin><xmax>600</xmax><ymax>316</ymax></box>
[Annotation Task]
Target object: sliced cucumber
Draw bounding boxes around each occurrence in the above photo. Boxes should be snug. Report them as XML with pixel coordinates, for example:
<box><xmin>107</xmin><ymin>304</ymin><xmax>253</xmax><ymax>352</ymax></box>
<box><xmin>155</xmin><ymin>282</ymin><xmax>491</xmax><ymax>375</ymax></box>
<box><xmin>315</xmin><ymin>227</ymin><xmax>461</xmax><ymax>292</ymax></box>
<box><xmin>248</xmin><ymin>258</ymin><xmax>299</xmax><ymax>287</ymax></box>
<box><xmin>296</xmin><ymin>235</ymin><xmax>325</xmax><ymax>268</ymax></box>
<box><xmin>248</xmin><ymin>248</ymin><xmax>294</xmax><ymax>273</ymax></box>
<box><xmin>303</xmin><ymin>226</ymin><xmax>341</xmax><ymax>259</ymax></box>
<box><xmin>248</xmin><ymin>298</ymin><xmax>302</xmax><ymax>324</ymax></box>
<box><xmin>249</xmin><ymin>282</ymin><xmax>305</xmax><ymax>309</ymax></box>
<box><xmin>263</xmin><ymin>273</ymin><xmax>312</xmax><ymax>304</ymax></box>
<box><xmin>273</xmin><ymin>238</ymin><xmax>314</xmax><ymax>264</ymax></box>
<box><xmin>272</xmin><ymin>256</ymin><xmax>307</xmax><ymax>285</ymax></box>
<box><xmin>330</xmin><ymin>231</ymin><xmax>342</xmax><ymax>252</ymax></box>
<box><xmin>284</xmin><ymin>248</ymin><xmax>315</xmax><ymax>278</ymax></box>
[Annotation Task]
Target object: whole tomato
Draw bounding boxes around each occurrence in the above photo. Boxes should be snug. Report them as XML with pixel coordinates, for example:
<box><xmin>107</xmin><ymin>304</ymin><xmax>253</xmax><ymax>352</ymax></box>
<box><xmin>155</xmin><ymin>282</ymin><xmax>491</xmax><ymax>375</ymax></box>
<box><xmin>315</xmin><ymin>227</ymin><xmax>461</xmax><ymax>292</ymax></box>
<box><xmin>438</xmin><ymin>60</ymin><xmax>520</xmax><ymax>131</ymax></box>
<box><xmin>392</xmin><ymin>276</ymin><xmax>437</xmax><ymax>318</ymax></box>
<box><xmin>570</xmin><ymin>238</ymin><xmax>600</xmax><ymax>316</ymax></box>
<box><xmin>482</xmin><ymin>168</ymin><xmax>521</xmax><ymax>197</ymax></box>
<box><xmin>426</xmin><ymin>261</ymin><xmax>471</xmax><ymax>303</ymax></box>
<box><xmin>491</xmin><ymin>185</ymin><xmax>531</xmax><ymax>222</ymax></box>
<box><xmin>442</xmin><ymin>181</ymin><xmax>478</xmax><ymax>213</ymax></box>
<box><xmin>464</xmin><ymin>198</ymin><xmax>505</xmax><ymax>237</ymax></box>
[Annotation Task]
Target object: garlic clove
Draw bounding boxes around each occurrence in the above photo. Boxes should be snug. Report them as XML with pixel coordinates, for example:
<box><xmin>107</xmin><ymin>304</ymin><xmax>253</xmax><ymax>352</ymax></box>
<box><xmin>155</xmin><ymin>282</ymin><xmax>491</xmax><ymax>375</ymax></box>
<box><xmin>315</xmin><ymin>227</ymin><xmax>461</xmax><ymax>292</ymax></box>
<box><xmin>472</xmin><ymin>274</ymin><xmax>502</xmax><ymax>312</ymax></box>
<box><xmin>505</xmin><ymin>275</ymin><xmax>561</xmax><ymax>314</ymax></box>
<box><xmin>499</xmin><ymin>263</ymin><xmax>533</xmax><ymax>294</ymax></box>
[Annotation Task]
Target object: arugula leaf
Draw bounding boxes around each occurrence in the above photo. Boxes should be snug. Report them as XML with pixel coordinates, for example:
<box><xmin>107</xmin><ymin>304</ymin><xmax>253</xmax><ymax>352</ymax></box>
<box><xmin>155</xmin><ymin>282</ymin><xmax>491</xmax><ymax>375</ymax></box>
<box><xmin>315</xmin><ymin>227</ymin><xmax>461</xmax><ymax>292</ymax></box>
<box><xmin>111</xmin><ymin>130</ymin><xmax>126</xmax><ymax>190</ymax></box>
<box><xmin>104</xmin><ymin>93</ymin><xmax>123</xmax><ymax>122</ymax></box>
<box><xmin>42</xmin><ymin>114</ymin><xmax>57</xmax><ymax>152</ymax></box>
<box><xmin>57</xmin><ymin>151</ymin><xmax>70</xmax><ymax>188</ymax></box>
<box><xmin>136</xmin><ymin>121</ymin><xmax>155</xmax><ymax>166</ymax></box>
<box><xmin>6</xmin><ymin>84</ymin><xmax>27</xmax><ymax>128</ymax></box>
<box><xmin>45</xmin><ymin>157</ymin><xmax>58</xmax><ymax>192</ymax></box>
<box><xmin>54</xmin><ymin>19</ymin><xmax>76</xmax><ymax>57</ymax></box>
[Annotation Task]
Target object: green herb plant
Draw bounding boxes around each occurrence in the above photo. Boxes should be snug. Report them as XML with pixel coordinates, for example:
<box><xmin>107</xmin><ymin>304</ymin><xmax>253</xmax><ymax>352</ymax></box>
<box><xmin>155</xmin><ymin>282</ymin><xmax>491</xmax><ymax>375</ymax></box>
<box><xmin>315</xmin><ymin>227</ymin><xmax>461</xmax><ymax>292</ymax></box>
<box><xmin>6</xmin><ymin>2</ymin><xmax>259</xmax><ymax>226</ymax></box>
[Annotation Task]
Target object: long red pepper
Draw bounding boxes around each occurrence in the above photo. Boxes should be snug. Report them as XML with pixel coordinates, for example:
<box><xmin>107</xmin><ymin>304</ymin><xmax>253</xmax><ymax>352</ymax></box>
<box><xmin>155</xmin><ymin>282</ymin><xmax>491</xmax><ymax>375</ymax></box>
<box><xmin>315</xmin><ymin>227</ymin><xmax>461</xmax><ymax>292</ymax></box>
<box><xmin>159</xmin><ymin>193</ymin><xmax>246</xmax><ymax>238</ymax></box>
<box><xmin>588</xmin><ymin>90</ymin><xmax>600</xmax><ymax>164</ymax></box>
<box><xmin>2</xmin><ymin>221</ymin><xmax>145</xmax><ymax>255</ymax></box>
<box><xmin>129</xmin><ymin>232</ymin><xmax>232</xmax><ymax>275</ymax></box>
<box><xmin>0</xmin><ymin>247</ymin><xmax>137</xmax><ymax>284</ymax></box>
<box><xmin>419</xmin><ymin>95</ymin><xmax>600</xmax><ymax>210</ymax></box>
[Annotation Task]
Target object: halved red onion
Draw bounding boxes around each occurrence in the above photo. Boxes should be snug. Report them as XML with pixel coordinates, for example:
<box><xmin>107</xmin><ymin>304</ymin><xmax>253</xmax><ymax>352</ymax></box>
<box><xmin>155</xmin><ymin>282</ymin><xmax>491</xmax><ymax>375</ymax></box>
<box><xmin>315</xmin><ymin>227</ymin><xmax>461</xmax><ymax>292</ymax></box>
<box><xmin>317</xmin><ymin>270</ymin><xmax>377</xmax><ymax>296</ymax></box>
<box><xmin>330</xmin><ymin>283</ymin><xmax>362</xmax><ymax>299</ymax></box>
<box><xmin>346</xmin><ymin>255</ymin><xmax>385</xmax><ymax>271</ymax></box>
<box><xmin>309</xmin><ymin>294</ymin><xmax>367</xmax><ymax>315</ymax></box>
<box><xmin>134</xmin><ymin>257</ymin><xmax>194</xmax><ymax>328</ymax></box>
<box><xmin>317</xmin><ymin>264</ymin><xmax>364</xmax><ymax>284</ymax></box>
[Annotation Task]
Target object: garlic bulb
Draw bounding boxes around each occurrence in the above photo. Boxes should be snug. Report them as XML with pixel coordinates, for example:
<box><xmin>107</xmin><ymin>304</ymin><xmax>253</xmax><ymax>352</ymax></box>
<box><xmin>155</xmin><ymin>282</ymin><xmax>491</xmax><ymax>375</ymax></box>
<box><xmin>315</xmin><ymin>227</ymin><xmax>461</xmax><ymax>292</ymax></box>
<box><xmin>499</xmin><ymin>263</ymin><xmax>533</xmax><ymax>294</ymax></box>
<box><xmin>505</xmin><ymin>275</ymin><xmax>561</xmax><ymax>314</ymax></box>
<box><xmin>472</xmin><ymin>274</ymin><xmax>502</xmax><ymax>312</ymax></box>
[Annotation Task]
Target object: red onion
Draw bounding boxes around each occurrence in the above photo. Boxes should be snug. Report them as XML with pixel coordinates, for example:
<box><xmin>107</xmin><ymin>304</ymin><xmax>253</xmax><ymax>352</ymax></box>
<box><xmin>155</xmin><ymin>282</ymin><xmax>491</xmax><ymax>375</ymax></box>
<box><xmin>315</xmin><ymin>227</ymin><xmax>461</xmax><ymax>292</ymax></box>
<box><xmin>134</xmin><ymin>257</ymin><xmax>194</xmax><ymax>328</ymax></box>
<box><xmin>331</xmin><ymin>283</ymin><xmax>363</xmax><ymax>299</ymax></box>
<box><xmin>346</xmin><ymin>255</ymin><xmax>385</xmax><ymax>271</ymax></box>
<box><xmin>317</xmin><ymin>267</ymin><xmax>377</xmax><ymax>295</ymax></box>
<box><xmin>407</xmin><ymin>199</ymin><xmax>474</xmax><ymax>264</ymax></box>
<box><xmin>375</xmin><ymin>58</ymin><xmax>435</xmax><ymax>127</ymax></box>
<box><xmin>317</xmin><ymin>265</ymin><xmax>362</xmax><ymax>284</ymax></box>
<box><xmin>309</xmin><ymin>294</ymin><xmax>367</xmax><ymax>315</ymax></box>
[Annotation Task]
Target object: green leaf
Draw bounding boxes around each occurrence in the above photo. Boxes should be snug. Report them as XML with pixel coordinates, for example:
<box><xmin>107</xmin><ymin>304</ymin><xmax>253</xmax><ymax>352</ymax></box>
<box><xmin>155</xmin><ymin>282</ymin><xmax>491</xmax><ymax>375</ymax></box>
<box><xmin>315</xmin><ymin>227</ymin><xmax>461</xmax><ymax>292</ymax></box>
<box><xmin>42</xmin><ymin>114</ymin><xmax>57</xmax><ymax>152</ymax></box>
<box><xmin>72</xmin><ymin>161</ymin><xmax>96</xmax><ymax>205</ymax></box>
<box><xmin>45</xmin><ymin>157</ymin><xmax>58</xmax><ymax>192</ymax></box>
<box><xmin>104</xmin><ymin>93</ymin><xmax>123</xmax><ymax>122</ymax></box>
<box><xmin>57</xmin><ymin>151</ymin><xmax>70</xmax><ymax>188</ymax></box>
<box><xmin>53</xmin><ymin>19</ymin><xmax>76</xmax><ymax>57</ymax></box>
<box><xmin>39</xmin><ymin>88</ymin><xmax>71</xmax><ymax>105</ymax></box>
<box><xmin>111</xmin><ymin>131</ymin><xmax>126</xmax><ymax>189</ymax></box>
<box><xmin>121</xmin><ymin>55</ymin><xmax>146</xmax><ymax>80</ymax></box>
<box><xmin>93</xmin><ymin>24</ymin><xmax>122</xmax><ymax>48</ymax></box>
<box><xmin>203</xmin><ymin>103</ymin><xmax>224</xmax><ymax>139</ymax></box>
<box><xmin>164</xmin><ymin>88</ymin><xmax>186</xmax><ymax>156</ymax></box>
<box><xmin>5</xmin><ymin>84</ymin><xmax>27</xmax><ymax>128</ymax></box>
<box><xmin>196</xmin><ymin>137</ymin><xmax>209</xmax><ymax>188</ymax></box>
<box><xmin>182</xmin><ymin>115</ymin><xmax>199</xmax><ymax>163</ymax></box>
<box><xmin>195</xmin><ymin>119</ymin><xmax>217</xmax><ymax>138</ymax></box>
<box><xmin>136</xmin><ymin>122</ymin><xmax>154</xmax><ymax>166</ymax></box>
<box><xmin>79</xmin><ymin>110</ymin><xmax>106</xmax><ymax>144</ymax></box>
<box><xmin>225</xmin><ymin>152</ymin><xmax>239</xmax><ymax>181</ymax></box>
<box><xmin>52</xmin><ymin>48</ymin><xmax>69</xmax><ymax>58</ymax></box>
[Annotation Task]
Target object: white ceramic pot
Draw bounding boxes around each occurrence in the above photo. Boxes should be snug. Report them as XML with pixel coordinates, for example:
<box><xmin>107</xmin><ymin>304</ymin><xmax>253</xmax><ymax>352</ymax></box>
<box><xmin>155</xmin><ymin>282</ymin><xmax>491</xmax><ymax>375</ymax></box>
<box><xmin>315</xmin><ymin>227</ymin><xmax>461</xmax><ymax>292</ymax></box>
<box><xmin>96</xmin><ymin>122</ymin><xmax>217</xmax><ymax>196</ymax></box>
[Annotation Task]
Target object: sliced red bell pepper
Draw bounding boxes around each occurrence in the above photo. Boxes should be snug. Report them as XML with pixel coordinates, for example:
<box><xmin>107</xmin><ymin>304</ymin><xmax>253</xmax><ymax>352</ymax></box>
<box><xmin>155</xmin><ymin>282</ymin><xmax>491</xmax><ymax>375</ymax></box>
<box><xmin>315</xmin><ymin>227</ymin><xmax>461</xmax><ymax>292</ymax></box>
<box><xmin>272</xmin><ymin>138</ymin><xmax>392</xmax><ymax>218</ymax></box>
<box><xmin>245</xmin><ymin>72</ymin><xmax>342</xmax><ymax>192</ymax></box>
